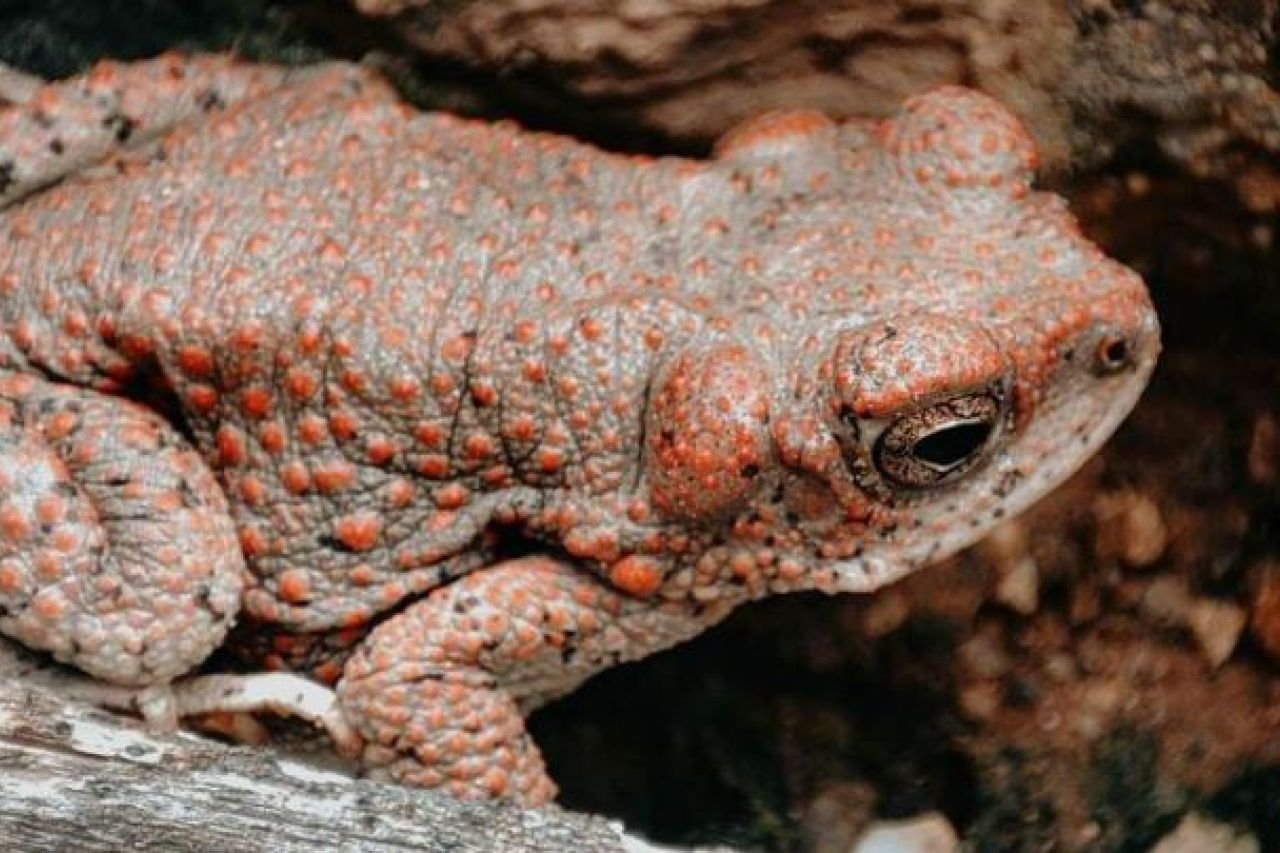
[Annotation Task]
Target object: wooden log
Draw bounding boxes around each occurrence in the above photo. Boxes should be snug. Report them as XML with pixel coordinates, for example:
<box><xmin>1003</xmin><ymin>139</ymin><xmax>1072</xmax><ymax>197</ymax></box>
<box><xmin>0</xmin><ymin>670</ymin><xmax>636</xmax><ymax>853</ymax></box>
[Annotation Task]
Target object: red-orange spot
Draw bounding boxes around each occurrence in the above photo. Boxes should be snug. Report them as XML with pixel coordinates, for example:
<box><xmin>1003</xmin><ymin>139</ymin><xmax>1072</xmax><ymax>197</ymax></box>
<box><xmin>557</xmin><ymin>376</ymin><xmax>579</xmax><ymax>399</ymax></box>
<box><xmin>506</xmin><ymin>414</ymin><xmax>537</xmax><ymax>442</ymax></box>
<box><xmin>41</xmin><ymin>411</ymin><xmax>76</xmax><ymax>441</ymax></box>
<box><xmin>259</xmin><ymin>421</ymin><xmax>286</xmax><ymax>454</ymax></box>
<box><xmin>239</xmin><ymin>525</ymin><xmax>268</xmax><ymax>558</ymax></box>
<box><xmin>239</xmin><ymin>387</ymin><xmax>272</xmax><ymax>419</ymax></box>
<box><xmin>297</xmin><ymin>414</ymin><xmax>328</xmax><ymax>444</ymax></box>
<box><xmin>433</xmin><ymin>483</ymin><xmax>469</xmax><ymax>509</ymax></box>
<box><xmin>441</xmin><ymin>336</ymin><xmax>472</xmax><ymax>363</ymax></box>
<box><xmin>513</xmin><ymin>321</ymin><xmax>537</xmax><ymax>344</ymax></box>
<box><xmin>417</xmin><ymin>454</ymin><xmax>449</xmax><ymax>478</ymax></box>
<box><xmin>31</xmin><ymin>589</ymin><xmax>66</xmax><ymax>620</ymax></box>
<box><xmin>284</xmin><ymin>368</ymin><xmax>318</xmax><ymax>401</ymax></box>
<box><xmin>295</xmin><ymin>325</ymin><xmax>322</xmax><ymax>350</ymax></box>
<box><xmin>318</xmin><ymin>238</ymin><xmax>345</xmax><ymax>263</ymax></box>
<box><xmin>378</xmin><ymin>582</ymin><xmax>405</xmax><ymax>605</ymax></box>
<box><xmin>609</xmin><ymin>556</ymin><xmax>663</xmax><ymax>597</ymax></box>
<box><xmin>238</xmin><ymin>475</ymin><xmax>266</xmax><ymax>505</ymax></box>
<box><xmin>118</xmin><ymin>333</ymin><xmax>153</xmax><ymax>360</ymax></box>
<box><xmin>340</xmin><ymin>608</ymin><xmax>371</xmax><ymax>629</ymax></box>
<box><xmin>536</xmin><ymin>447</ymin><xmax>564</xmax><ymax>474</ymax></box>
<box><xmin>388</xmin><ymin>375</ymin><xmax>420</xmax><ymax>401</ymax></box>
<box><xmin>312</xmin><ymin>660</ymin><xmax>343</xmax><ymax>685</ymax></box>
<box><xmin>187</xmin><ymin>384</ymin><xmax>219</xmax><ymax>413</ymax></box>
<box><xmin>385</xmin><ymin>478</ymin><xmax>415</xmax><ymax>507</ymax></box>
<box><xmin>339</xmin><ymin>368</ymin><xmax>366</xmax><ymax>394</ymax></box>
<box><xmin>463</xmin><ymin>432</ymin><xmax>496</xmax><ymax>460</ymax></box>
<box><xmin>0</xmin><ymin>562</ymin><xmax>23</xmax><ymax>593</ymax></box>
<box><xmin>564</xmin><ymin>528</ymin><xmax>620</xmax><ymax>562</ymax></box>
<box><xmin>231</xmin><ymin>323</ymin><xmax>262</xmax><ymax>352</ymax></box>
<box><xmin>280</xmin><ymin>461</ymin><xmax>311</xmax><ymax>494</ymax></box>
<box><xmin>365</xmin><ymin>436</ymin><xmax>396</xmax><ymax>465</ymax></box>
<box><xmin>334</xmin><ymin>512</ymin><xmax>382</xmax><ymax>552</ymax></box>
<box><xmin>313</xmin><ymin>460</ymin><xmax>356</xmax><ymax>493</ymax></box>
<box><xmin>215</xmin><ymin>425</ymin><xmax>247</xmax><ymax>466</ymax></box>
<box><xmin>34</xmin><ymin>551</ymin><xmax>61</xmax><ymax>581</ymax></box>
<box><xmin>521</xmin><ymin>360</ymin><xmax>546</xmax><ymax>383</ymax></box>
<box><xmin>414</xmin><ymin>422</ymin><xmax>445</xmax><ymax>448</ymax></box>
<box><xmin>34</xmin><ymin>495</ymin><xmax>64</xmax><ymax>525</ymax></box>
<box><xmin>175</xmin><ymin>345</ymin><xmax>215</xmax><ymax>377</ymax></box>
<box><xmin>430</xmin><ymin>373</ymin><xmax>455</xmax><ymax>397</ymax></box>
<box><xmin>278</xmin><ymin>569</ymin><xmax>311</xmax><ymax>604</ymax></box>
<box><xmin>329</xmin><ymin>410</ymin><xmax>359</xmax><ymax>441</ymax></box>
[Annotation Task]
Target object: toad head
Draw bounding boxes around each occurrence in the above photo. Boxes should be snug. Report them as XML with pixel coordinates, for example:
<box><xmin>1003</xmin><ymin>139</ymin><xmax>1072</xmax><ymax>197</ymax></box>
<box><xmin>640</xmin><ymin>86</ymin><xmax>1159</xmax><ymax>596</ymax></box>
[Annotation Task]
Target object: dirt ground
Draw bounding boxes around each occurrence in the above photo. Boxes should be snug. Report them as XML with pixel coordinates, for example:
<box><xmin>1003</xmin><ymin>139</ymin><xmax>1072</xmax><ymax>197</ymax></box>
<box><xmin>1</xmin><ymin>2</ymin><xmax>1278</xmax><ymax>850</ymax></box>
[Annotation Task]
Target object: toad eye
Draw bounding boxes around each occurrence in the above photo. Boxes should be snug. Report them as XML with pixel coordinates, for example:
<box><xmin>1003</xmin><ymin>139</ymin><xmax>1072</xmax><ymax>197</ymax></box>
<box><xmin>873</xmin><ymin>391</ymin><xmax>1003</xmax><ymax>489</ymax></box>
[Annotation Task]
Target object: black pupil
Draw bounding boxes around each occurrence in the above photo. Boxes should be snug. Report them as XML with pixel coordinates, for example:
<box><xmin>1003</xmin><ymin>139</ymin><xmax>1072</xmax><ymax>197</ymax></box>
<box><xmin>913</xmin><ymin>421</ymin><xmax>992</xmax><ymax>468</ymax></box>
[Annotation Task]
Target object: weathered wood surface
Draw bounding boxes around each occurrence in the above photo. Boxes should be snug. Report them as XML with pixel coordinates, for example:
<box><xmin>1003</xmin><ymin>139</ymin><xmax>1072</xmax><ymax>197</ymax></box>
<box><xmin>0</xmin><ymin>673</ymin><xmax>636</xmax><ymax>852</ymax></box>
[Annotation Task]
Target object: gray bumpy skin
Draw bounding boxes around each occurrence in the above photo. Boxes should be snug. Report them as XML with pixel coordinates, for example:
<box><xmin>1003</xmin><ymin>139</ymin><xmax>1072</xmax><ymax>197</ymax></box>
<box><xmin>0</xmin><ymin>54</ymin><xmax>1159</xmax><ymax>804</ymax></box>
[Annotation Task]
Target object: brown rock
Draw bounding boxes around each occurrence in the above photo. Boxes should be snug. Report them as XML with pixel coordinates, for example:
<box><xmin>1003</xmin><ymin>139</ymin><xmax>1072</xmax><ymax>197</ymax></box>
<box><xmin>1247</xmin><ymin>412</ymin><xmax>1279</xmax><ymax>486</ymax></box>
<box><xmin>350</xmin><ymin>0</ymin><xmax>1280</xmax><ymax>205</ymax></box>
<box><xmin>352</xmin><ymin>0</ymin><xmax>1073</xmax><ymax>158</ymax></box>
<box><xmin>1248</xmin><ymin>559</ymin><xmax>1280</xmax><ymax>659</ymax></box>
<box><xmin>1093</xmin><ymin>490</ymin><xmax>1168</xmax><ymax>569</ymax></box>
<box><xmin>978</xmin><ymin>520</ymin><xmax>1040</xmax><ymax>616</ymax></box>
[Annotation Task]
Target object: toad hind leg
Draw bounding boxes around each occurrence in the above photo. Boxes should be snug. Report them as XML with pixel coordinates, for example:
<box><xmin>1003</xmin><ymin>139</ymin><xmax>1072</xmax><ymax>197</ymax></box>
<box><xmin>339</xmin><ymin>556</ymin><xmax>731</xmax><ymax>806</ymax></box>
<box><xmin>0</xmin><ymin>52</ymin><xmax>289</xmax><ymax>209</ymax></box>
<box><xmin>0</xmin><ymin>372</ymin><xmax>244</xmax><ymax>689</ymax></box>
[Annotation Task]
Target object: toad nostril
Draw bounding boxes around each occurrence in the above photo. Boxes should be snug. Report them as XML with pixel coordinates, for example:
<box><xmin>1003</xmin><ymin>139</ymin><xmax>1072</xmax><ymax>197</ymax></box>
<box><xmin>1093</xmin><ymin>334</ymin><xmax>1132</xmax><ymax>375</ymax></box>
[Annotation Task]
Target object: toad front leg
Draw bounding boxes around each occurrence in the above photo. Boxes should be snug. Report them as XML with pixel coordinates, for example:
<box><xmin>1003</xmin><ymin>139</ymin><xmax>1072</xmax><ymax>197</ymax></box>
<box><xmin>339</xmin><ymin>556</ymin><xmax>730</xmax><ymax>805</ymax></box>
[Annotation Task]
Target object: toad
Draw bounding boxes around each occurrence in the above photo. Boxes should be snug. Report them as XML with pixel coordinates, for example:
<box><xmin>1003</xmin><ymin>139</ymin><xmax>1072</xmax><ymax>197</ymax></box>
<box><xmin>0</xmin><ymin>54</ymin><xmax>1158</xmax><ymax>805</ymax></box>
